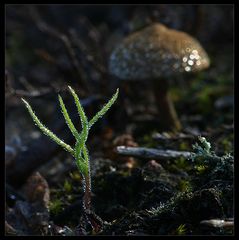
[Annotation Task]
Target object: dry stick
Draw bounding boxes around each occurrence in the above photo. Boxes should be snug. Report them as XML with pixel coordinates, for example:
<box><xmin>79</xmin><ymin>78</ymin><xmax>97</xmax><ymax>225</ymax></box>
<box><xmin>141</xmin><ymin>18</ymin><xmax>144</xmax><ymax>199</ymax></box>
<box><xmin>5</xmin><ymin>71</ymin><xmax>52</xmax><ymax>98</ymax></box>
<box><xmin>152</xmin><ymin>132</ymin><xmax>195</xmax><ymax>141</ymax></box>
<box><xmin>28</xmin><ymin>6</ymin><xmax>91</xmax><ymax>93</ymax></box>
<box><xmin>8</xmin><ymin>88</ymin><xmax>52</xmax><ymax>98</ymax></box>
<box><xmin>116</xmin><ymin>146</ymin><xmax>192</xmax><ymax>160</ymax></box>
<box><xmin>200</xmin><ymin>219</ymin><xmax>234</xmax><ymax>230</ymax></box>
<box><xmin>79</xmin><ymin>15</ymin><xmax>101</xmax><ymax>43</ymax></box>
<box><xmin>6</xmin><ymin>96</ymin><xmax>98</xmax><ymax>188</ymax></box>
<box><xmin>69</xmin><ymin>29</ymin><xmax>106</xmax><ymax>75</ymax></box>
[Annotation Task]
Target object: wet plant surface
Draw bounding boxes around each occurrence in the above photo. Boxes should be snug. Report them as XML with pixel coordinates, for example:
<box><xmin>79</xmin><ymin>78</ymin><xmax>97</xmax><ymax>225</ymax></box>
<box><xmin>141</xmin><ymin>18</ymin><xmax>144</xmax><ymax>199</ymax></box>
<box><xmin>5</xmin><ymin>5</ymin><xmax>233</xmax><ymax>236</ymax></box>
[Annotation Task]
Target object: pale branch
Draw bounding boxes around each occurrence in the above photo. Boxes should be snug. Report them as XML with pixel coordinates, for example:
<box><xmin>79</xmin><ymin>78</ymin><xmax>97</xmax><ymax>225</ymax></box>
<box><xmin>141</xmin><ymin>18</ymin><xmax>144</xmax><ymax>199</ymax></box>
<box><xmin>7</xmin><ymin>88</ymin><xmax>52</xmax><ymax>98</ymax></box>
<box><xmin>200</xmin><ymin>219</ymin><xmax>234</xmax><ymax>230</ymax></box>
<box><xmin>116</xmin><ymin>146</ymin><xmax>192</xmax><ymax>160</ymax></box>
<box><xmin>152</xmin><ymin>132</ymin><xmax>195</xmax><ymax>141</ymax></box>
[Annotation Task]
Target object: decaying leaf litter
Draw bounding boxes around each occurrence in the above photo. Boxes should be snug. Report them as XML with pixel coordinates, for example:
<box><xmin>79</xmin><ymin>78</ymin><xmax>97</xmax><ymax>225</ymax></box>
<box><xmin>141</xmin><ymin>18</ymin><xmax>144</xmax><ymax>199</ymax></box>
<box><xmin>5</xmin><ymin>5</ymin><xmax>233</xmax><ymax>235</ymax></box>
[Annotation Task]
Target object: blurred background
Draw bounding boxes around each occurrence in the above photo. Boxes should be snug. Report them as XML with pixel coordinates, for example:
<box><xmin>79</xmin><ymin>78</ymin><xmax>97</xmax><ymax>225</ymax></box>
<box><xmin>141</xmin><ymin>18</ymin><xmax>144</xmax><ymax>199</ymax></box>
<box><xmin>5</xmin><ymin>4</ymin><xmax>234</xmax><ymax>135</ymax></box>
<box><xmin>6</xmin><ymin>4</ymin><xmax>234</xmax><ymax>171</ymax></box>
<box><xmin>5</xmin><ymin>4</ymin><xmax>234</xmax><ymax>152</ymax></box>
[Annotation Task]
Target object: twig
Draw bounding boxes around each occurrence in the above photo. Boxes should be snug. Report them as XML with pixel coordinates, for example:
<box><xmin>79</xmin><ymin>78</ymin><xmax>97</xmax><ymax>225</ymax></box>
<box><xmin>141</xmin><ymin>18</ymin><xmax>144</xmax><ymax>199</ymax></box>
<box><xmin>116</xmin><ymin>146</ymin><xmax>192</xmax><ymax>160</ymax></box>
<box><xmin>28</xmin><ymin>6</ymin><xmax>91</xmax><ymax>93</ymax></box>
<box><xmin>152</xmin><ymin>132</ymin><xmax>195</xmax><ymax>141</ymax></box>
<box><xmin>8</xmin><ymin>87</ymin><xmax>52</xmax><ymax>98</ymax></box>
<box><xmin>200</xmin><ymin>219</ymin><xmax>234</xmax><ymax>230</ymax></box>
<box><xmin>78</xmin><ymin>15</ymin><xmax>101</xmax><ymax>42</ymax></box>
<box><xmin>5</xmin><ymin>71</ymin><xmax>52</xmax><ymax>98</ymax></box>
<box><xmin>69</xmin><ymin>29</ymin><xmax>106</xmax><ymax>75</ymax></box>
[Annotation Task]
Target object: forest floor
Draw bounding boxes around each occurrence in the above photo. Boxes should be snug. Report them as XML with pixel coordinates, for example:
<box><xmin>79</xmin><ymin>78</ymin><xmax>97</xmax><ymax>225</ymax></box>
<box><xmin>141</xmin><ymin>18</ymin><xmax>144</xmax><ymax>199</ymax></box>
<box><xmin>5</xmin><ymin>5</ymin><xmax>234</xmax><ymax>236</ymax></box>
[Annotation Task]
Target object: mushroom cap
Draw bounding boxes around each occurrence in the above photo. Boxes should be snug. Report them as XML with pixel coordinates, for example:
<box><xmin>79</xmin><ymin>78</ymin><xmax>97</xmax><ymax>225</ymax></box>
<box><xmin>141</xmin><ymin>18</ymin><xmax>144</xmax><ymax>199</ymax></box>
<box><xmin>109</xmin><ymin>23</ymin><xmax>210</xmax><ymax>80</ymax></box>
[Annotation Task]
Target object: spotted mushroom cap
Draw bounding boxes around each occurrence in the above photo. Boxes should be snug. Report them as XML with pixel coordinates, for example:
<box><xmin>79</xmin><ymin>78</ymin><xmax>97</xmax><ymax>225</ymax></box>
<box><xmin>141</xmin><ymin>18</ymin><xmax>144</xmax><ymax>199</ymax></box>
<box><xmin>109</xmin><ymin>23</ymin><xmax>210</xmax><ymax>80</ymax></box>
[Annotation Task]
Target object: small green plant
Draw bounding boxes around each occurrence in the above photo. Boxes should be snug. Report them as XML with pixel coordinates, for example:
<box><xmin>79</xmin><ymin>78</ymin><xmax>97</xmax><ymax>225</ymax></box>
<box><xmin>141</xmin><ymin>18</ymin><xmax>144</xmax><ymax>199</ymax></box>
<box><xmin>22</xmin><ymin>86</ymin><xmax>119</xmax><ymax>212</ymax></box>
<box><xmin>64</xmin><ymin>179</ymin><xmax>72</xmax><ymax>193</ymax></box>
<box><xmin>49</xmin><ymin>199</ymin><xmax>64</xmax><ymax>215</ymax></box>
<box><xmin>192</xmin><ymin>136</ymin><xmax>211</xmax><ymax>156</ymax></box>
<box><xmin>190</xmin><ymin>136</ymin><xmax>233</xmax><ymax>185</ymax></box>
<box><xmin>174</xmin><ymin>224</ymin><xmax>187</xmax><ymax>235</ymax></box>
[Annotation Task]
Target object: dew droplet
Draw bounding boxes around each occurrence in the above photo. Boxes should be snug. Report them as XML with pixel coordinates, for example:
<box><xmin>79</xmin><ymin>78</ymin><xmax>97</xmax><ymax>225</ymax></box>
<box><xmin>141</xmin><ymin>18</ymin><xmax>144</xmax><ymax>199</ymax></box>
<box><xmin>195</xmin><ymin>55</ymin><xmax>200</xmax><ymax>60</ymax></box>
<box><xmin>192</xmin><ymin>50</ymin><xmax>198</xmax><ymax>55</ymax></box>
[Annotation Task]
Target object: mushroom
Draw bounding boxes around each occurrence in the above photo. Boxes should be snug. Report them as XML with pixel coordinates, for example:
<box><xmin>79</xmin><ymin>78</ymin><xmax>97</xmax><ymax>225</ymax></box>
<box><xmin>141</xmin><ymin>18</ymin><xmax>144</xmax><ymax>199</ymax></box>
<box><xmin>109</xmin><ymin>23</ymin><xmax>210</xmax><ymax>131</ymax></box>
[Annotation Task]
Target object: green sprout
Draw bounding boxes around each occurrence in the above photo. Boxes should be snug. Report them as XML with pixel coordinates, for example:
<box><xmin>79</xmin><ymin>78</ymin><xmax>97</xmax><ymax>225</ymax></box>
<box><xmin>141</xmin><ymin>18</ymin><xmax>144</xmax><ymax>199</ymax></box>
<box><xmin>22</xmin><ymin>86</ymin><xmax>119</xmax><ymax>212</ymax></box>
<box><xmin>190</xmin><ymin>136</ymin><xmax>214</xmax><ymax>164</ymax></box>
<box><xmin>175</xmin><ymin>224</ymin><xmax>187</xmax><ymax>235</ymax></box>
<box><xmin>190</xmin><ymin>136</ymin><xmax>233</xmax><ymax>185</ymax></box>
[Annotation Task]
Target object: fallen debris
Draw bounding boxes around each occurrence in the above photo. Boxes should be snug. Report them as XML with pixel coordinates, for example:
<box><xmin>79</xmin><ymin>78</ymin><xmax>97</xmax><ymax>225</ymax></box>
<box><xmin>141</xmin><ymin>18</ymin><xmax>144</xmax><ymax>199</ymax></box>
<box><xmin>200</xmin><ymin>218</ymin><xmax>234</xmax><ymax>230</ymax></box>
<box><xmin>116</xmin><ymin>146</ymin><xmax>191</xmax><ymax>160</ymax></box>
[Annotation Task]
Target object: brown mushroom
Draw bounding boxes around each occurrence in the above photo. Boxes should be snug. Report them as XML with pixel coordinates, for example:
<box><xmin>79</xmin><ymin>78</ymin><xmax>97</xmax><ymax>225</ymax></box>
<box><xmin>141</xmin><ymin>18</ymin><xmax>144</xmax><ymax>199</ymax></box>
<box><xmin>109</xmin><ymin>23</ymin><xmax>210</xmax><ymax>131</ymax></box>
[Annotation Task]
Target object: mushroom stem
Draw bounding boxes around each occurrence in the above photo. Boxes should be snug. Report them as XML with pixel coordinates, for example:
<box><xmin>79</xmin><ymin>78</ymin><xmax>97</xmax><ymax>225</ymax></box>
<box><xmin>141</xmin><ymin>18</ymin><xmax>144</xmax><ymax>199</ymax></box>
<box><xmin>154</xmin><ymin>80</ymin><xmax>182</xmax><ymax>131</ymax></box>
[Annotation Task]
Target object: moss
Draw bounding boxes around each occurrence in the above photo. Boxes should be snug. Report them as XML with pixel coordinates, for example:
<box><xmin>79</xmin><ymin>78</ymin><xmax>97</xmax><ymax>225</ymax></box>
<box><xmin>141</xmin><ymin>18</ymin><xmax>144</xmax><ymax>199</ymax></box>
<box><xmin>220</xmin><ymin>137</ymin><xmax>233</xmax><ymax>153</ymax></box>
<box><xmin>194</xmin><ymin>164</ymin><xmax>208</xmax><ymax>174</ymax></box>
<box><xmin>177</xmin><ymin>180</ymin><xmax>192</xmax><ymax>192</ymax></box>
<box><xmin>63</xmin><ymin>179</ymin><xmax>73</xmax><ymax>193</ymax></box>
<box><xmin>140</xmin><ymin>133</ymin><xmax>158</xmax><ymax>148</ymax></box>
<box><xmin>49</xmin><ymin>199</ymin><xmax>64</xmax><ymax>215</ymax></box>
<box><xmin>6</xmin><ymin>31</ymin><xmax>35</xmax><ymax>68</ymax></box>
<box><xmin>179</xmin><ymin>141</ymin><xmax>190</xmax><ymax>151</ymax></box>
<box><xmin>174</xmin><ymin>157</ymin><xmax>191</xmax><ymax>171</ymax></box>
<box><xmin>195</xmin><ymin>85</ymin><xmax>226</xmax><ymax>114</ymax></box>
<box><xmin>169</xmin><ymin>87</ymin><xmax>183</xmax><ymax>102</ymax></box>
<box><xmin>155</xmin><ymin>188</ymin><xmax>223</xmax><ymax>222</ymax></box>
<box><xmin>69</xmin><ymin>171</ymin><xmax>82</xmax><ymax>182</ymax></box>
<box><xmin>174</xmin><ymin>224</ymin><xmax>187</xmax><ymax>235</ymax></box>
